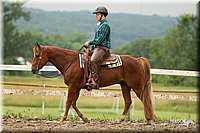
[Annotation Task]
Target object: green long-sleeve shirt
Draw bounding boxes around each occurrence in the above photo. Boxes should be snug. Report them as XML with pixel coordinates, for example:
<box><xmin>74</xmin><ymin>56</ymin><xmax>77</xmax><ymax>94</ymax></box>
<box><xmin>88</xmin><ymin>19</ymin><xmax>111</xmax><ymax>49</ymax></box>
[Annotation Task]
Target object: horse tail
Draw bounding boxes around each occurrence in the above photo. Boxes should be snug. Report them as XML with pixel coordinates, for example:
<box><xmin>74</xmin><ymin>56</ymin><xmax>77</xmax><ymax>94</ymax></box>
<box><xmin>139</xmin><ymin>57</ymin><xmax>154</xmax><ymax>122</ymax></box>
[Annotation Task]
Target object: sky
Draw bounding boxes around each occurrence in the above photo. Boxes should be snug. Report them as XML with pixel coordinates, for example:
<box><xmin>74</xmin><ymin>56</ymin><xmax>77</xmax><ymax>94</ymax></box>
<box><xmin>19</xmin><ymin>0</ymin><xmax>198</xmax><ymax>17</ymax></box>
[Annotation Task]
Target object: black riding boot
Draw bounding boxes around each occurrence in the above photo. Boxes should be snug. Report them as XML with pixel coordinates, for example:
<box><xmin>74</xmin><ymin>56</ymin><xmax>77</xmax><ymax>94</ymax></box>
<box><xmin>86</xmin><ymin>61</ymin><xmax>99</xmax><ymax>89</ymax></box>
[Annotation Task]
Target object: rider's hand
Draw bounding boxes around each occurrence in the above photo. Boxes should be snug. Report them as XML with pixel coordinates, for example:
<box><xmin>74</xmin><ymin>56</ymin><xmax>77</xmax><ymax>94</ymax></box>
<box><xmin>83</xmin><ymin>43</ymin><xmax>89</xmax><ymax>48</ymax></box>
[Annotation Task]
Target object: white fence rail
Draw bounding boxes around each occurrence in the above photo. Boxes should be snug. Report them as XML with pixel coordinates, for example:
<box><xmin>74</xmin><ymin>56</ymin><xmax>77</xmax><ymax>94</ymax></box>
<box><xmin>0</xmin><ymin>64</ymin><xmax>199</xmax><ymax>77</ymax></box>
<box><xmin>0</xmin><ymin>65</ymin><xmax>57</xmax><ymax>71</ymax></box>
<box><xmin>150</xmin><ymin>68</ymin><xmax>199</xmax><ymax>77</ymax></box>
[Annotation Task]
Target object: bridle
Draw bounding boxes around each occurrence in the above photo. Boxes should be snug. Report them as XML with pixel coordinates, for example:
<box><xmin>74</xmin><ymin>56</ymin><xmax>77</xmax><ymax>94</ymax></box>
<box><xmin>34</xmin><ymin>47</ymin><xmax>44</xmax><ymax>74</ymax></box>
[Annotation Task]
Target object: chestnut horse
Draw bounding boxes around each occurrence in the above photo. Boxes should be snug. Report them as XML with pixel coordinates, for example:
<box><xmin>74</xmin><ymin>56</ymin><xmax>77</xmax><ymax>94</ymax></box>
<box><xmin>31</xmin><ymin>42</ymin><xmax>154</xmax><ymax>124</ymax></box>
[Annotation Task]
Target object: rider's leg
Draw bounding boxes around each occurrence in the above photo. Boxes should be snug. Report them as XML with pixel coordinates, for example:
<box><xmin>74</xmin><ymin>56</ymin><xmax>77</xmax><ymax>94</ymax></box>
<box><xmin>87</xmin><ymin>47</ymin><xmax>105</xmax><ymax>89</ymax></box>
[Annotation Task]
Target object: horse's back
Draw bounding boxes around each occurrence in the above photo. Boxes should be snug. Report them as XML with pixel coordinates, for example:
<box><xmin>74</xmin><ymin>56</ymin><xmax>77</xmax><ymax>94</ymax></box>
<box><xmin>120</xmin><ymin>55</ymin><xmax>149</xmax><ymax>68</ymax></box>
<box><xmin>120</xmin><ymin>55</ymin><xmax>150</xmax><ymax>82</ymax></box>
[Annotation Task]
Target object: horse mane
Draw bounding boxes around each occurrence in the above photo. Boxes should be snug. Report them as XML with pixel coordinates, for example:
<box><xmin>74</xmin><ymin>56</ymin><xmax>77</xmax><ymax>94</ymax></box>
<box><xmin>44</xmin><ymin>45</ymin><xmax>79</xmax><ymax>56</ymax></box>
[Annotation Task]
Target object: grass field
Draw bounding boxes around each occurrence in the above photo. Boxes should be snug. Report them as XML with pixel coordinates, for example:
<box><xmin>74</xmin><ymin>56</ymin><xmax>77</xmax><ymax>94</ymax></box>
<box><xmin>2</xmin><ymin>75</ymin><xmax>199</xmax><ymax>122</ymax></box>
<box><xmin>3</xmin><ymin>106</ymin><xmax>197</xmax><ymax>122</ymax></box>
<box><xmin>3</xmin><ymin>95</ymin><xmax>198</xmax><ymax>122</ymax></box>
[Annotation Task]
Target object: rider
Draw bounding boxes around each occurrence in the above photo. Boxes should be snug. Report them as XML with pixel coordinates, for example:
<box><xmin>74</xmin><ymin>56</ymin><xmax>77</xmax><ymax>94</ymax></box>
<box><xmin>84</xmin><ymin>6</ymin><xmax>111</xmax><ymax>89</ymax></box>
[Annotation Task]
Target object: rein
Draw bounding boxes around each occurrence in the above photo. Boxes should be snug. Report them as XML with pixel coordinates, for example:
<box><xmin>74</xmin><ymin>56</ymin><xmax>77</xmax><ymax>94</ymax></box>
<box><xmin>62</xmin><ymin>45</ymin><xmax>84</xmax><ymax>73</ymax></box>
<box><xmin>38</xmin><ymin>45</ymin><xmax>84</xmax><ymax>78</ymax></box>
<box><xmin>38</xmin><ymin>71</ymin><xmax>61</xmax><ymax>78</ymax></box>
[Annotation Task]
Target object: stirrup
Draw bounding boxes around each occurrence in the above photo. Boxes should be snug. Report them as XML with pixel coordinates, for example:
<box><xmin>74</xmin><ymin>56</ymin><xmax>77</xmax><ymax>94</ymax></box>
<box><xmin>85</xmin><ymin>82</ymin><xmax>99</xmax><ymax>90</ymax></box>
<box><xmin>86</xmin><ymin>82</ymin><xmax>92</xmax><ymax>88</ymax></box>
<box><xmin>85</xmin><ymin>82</ymin><xmax>93</xmax><ymax>91</ymax></box>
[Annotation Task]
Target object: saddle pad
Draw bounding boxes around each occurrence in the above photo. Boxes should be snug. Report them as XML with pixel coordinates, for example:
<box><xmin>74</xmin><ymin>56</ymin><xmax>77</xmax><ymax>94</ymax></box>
<box><xmin>79</xmin><ymin>54</ymin><xmax>85</xmax><ymax>68</ymax></box>
<box><xmin>106</xmin><ymin>55</ymin><xmax>122</xmax><ymax>68</ymax></box>
<box><xmin>79</xmin><ymin>54</ymin><xmax>122</xmax><ymax>69</ymax></box>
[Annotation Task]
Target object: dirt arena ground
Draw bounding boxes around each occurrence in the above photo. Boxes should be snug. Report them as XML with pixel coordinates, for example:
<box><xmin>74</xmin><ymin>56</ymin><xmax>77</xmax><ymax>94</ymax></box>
<box><xmin>2</xmin><ymin>118</ymin><xmax>198</xmax><ymax>133</ymax></box>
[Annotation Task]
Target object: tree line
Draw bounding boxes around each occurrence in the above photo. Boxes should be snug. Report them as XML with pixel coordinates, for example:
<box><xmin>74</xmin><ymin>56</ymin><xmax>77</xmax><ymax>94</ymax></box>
<box><xmin>114</xmin><ymin>14</ymin><xmax>198</xmax><ymax>71</ymax></box>
<box><xmin>16</xmin><ymin>6</ymin><xmax>177</xmax><ymax>48</ymax></box>
<box><xmin>113</xmin><ymin>14</ymin><xmax>198</xmax><ymax>87</ymax></box>
<box><xmin>2</xmin><ymin>1</ymin><xmax>198</xmax><ymax>87</ymax></box>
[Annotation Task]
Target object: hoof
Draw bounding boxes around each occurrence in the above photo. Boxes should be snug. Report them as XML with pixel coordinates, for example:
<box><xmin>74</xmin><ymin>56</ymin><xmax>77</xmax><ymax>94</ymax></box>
<box><xmin>118</xmin><ymin>115</ymin><xmax>125</xmax><ymax>123</ymax></box>
<box><xmin>60</xmin><ymin>120</ymin><xmax>64</xmax><ymax>125</ymax></box>
<box><xmin>83</xmin><ymin>117</ymin><xmax>90</xmax><ymax>123</ymax></box>
<box><xmin>60</xmin><ymin>117</ymin><xmax>66</xmax><ymax>124</ymax></box>
<box><xmin>117</xmin><ymin>120</ymin><xmax>122</xmax><ymax>124</ymax></box>
<box><xmin>147</xmin><ymin>120</ymin><xmax>154</xmax><ymax>125</ymax></box>
<box><xmin>118</xmin><ymin>119</ymin><xmax>124</xmax><ymax>123</ymax></box>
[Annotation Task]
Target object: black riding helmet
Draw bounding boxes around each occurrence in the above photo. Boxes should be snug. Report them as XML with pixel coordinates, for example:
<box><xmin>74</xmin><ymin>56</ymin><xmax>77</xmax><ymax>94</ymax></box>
<box><xmin>93</xmin><ymin>6</ymin><xmax>108</xmax><ymax>17</ymax></box>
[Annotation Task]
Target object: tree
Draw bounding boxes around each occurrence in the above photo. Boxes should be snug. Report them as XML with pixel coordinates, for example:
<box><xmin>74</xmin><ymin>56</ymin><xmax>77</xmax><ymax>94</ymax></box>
<box><xmin>3</xmin><ymin>1</ymin><xmax>30</xmax><ymax>63</ymax></box>
<box><xmin>150</xmin><ymin>14</ymin><xmax>198</xmax><ymax>87</ymax></box>
<box><xmin>113</xmin><ymin>38</ymin><xmax>154</xmax><ymax>59</ymax></box>
<box><xmin>157</xmin><ymin>14</ymin><xmax>198</xmax><ymax>70</ymax></box>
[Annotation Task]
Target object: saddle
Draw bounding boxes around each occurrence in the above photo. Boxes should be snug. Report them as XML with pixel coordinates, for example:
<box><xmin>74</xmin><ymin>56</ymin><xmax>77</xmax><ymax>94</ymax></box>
<box><xmin>79</xmin><ymin>49</ymin><xmax>122</xmax><ymax>68</ymax></box>
<box><xmin>79</xmin><ymin>48</ymin><xmax>122</xmax><ymax>86</ymax></box>
<box><xmin>101</xmin><ymin>54</ymin><xmax>118</xmax><ymax>66</ymax></box>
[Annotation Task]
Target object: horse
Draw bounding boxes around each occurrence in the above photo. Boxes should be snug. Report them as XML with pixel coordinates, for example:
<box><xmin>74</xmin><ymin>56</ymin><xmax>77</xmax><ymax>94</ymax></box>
<box><xmin>31</xmin><ymin>42</ymin><xmax>154</xmax><ymax>124</ymax></box>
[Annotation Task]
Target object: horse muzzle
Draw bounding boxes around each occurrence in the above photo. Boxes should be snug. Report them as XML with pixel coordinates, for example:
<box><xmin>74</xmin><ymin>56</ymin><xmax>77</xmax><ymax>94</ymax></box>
<box><xmin>31</xmin><ymin>66</ymin><xmax>39</xmax><ymax>74</ymax></box>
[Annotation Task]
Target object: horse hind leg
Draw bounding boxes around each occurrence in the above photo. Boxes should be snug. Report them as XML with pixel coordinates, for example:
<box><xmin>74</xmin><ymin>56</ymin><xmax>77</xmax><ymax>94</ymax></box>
<box><xmin>133</xmin><ymin>83</ymin><xmax>154</xmax><ymax>125</ymax></box>
<box><xmin>140</xmin><ymin>81</ymin><xmax>154</xmax><ymax>125</ymax></box>
<box><xmin>119</xmin><ymin>81</ymin><xmax>132</xmax><ymax>123</ymax></box>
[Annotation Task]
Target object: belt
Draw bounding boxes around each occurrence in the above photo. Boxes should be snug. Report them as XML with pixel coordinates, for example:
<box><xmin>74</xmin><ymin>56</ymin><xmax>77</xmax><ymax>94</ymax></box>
<box><xmin>96</xmin><ymin>45</ymin><xmax>109</xmax><ymax>50</ymax></box>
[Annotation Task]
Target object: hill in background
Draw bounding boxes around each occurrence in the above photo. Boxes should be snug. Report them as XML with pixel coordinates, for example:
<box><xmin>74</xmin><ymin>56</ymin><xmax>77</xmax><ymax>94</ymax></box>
<box><xmin>17</xmin><ymin>8</ymin><xmax>177</xmax><ymax>48</ymax></box>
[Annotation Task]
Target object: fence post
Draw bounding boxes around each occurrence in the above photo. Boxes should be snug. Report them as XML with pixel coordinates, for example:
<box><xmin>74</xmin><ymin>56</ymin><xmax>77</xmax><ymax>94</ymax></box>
<box><xmin>116</xmin><ymin>97</ymin><xmax>119</xmax><ymax>113</ymax></box>
<box><xmin>63</xmin><ymin>91</ymin><xmax>66</xmax><ymax>111</ymax></box>
<box><xmin>131</xmin><ymin>91</ymin><xmax>134</xmax><ymax>121</ymax></box>
<box><xmin>112</xmin><ymin>96</ymin><xmax>116</xmax><ymax>112</ymax></box>
<box><xmin>42</xmin><ymin>80</ymin><xmax>45</xmax><ymax>115</ymax></box>
<box><xmin>42</xmin><ymin>95</ymin><xmax>45</xmax><ymax>115</ymax></box>
<box><xmin>112</xmin><ymin>96</ymin><xmax>120</xmax><ymax>114</ymax></box>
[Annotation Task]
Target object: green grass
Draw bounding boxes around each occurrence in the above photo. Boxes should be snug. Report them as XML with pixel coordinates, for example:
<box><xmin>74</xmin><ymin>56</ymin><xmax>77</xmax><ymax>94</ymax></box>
<box><xmin>2</xmin><ymin>95</ymin><xmax>198</xmax><ymax>122</ymax></box>
<box><xmin>3</xmin><ymin>106</ymin><xmax>198</xmax><ymax>122</ymax></box>
<box><xmin>3</xmin><ymin>95</ymin><xmax>197</xmax><ymax>114</ymax></box>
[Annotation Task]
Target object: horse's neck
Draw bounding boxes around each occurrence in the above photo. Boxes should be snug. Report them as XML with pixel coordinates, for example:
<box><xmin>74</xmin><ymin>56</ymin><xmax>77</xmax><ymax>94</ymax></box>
<box><xmin>46</xmin><ymin>46</ymin><xmax>78</xmax><ymax>73</ymax></box>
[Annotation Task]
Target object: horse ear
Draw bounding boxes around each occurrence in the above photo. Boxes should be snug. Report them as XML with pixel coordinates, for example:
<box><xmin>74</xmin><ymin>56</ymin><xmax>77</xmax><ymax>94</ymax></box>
<box><xmin>34</xmin><ymin>42</ymin><xmax>41</xmax><ymax>50</ymax></box>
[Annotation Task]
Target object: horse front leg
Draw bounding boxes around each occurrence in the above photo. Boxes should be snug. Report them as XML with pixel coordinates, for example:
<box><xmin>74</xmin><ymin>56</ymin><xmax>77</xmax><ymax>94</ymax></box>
<box><xmin>71</xmin><ymin>89</ymin><xmax>89</xmax><ymax>123</ymax></box>
<box><xmin>60</xmin><ymin>88</ymin><xmax>75</xmax><ymax>124</ymax></box>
